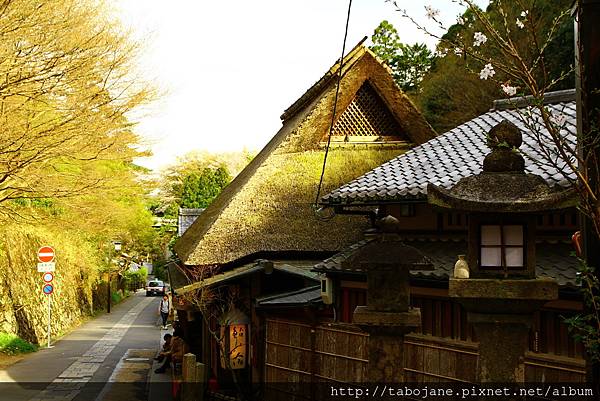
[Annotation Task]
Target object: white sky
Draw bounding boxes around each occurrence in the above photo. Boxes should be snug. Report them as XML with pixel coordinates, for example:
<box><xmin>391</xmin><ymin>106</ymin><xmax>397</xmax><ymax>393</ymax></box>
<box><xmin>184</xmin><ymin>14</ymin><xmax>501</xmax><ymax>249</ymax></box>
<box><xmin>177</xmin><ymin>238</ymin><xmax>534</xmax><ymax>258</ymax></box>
<box><xmin>114</xmin><ymin>1</ymin><xmax>480</xmax><ymax>171</ymax></box>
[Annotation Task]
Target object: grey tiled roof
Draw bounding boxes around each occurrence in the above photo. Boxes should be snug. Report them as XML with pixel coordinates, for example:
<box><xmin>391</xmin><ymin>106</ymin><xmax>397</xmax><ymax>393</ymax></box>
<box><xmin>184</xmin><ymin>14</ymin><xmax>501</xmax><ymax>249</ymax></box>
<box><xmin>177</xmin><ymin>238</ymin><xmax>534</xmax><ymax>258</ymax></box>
<box><xmin>174</xmin><ymin>259</ymin><xmax>322</xmax><ymax>294</ymax></box>
<box><xmin>322</xmin><ymin>100</ymin><xmax>577</xmax><ymax>205</ymax></box>
<box><xmin>178</xmin><ymin>208</ymin><xmax>204</xmax><ymax>236</ymax></box>
<box><xmin>255</xmin><ymin>286</ymin><xmax>322</xmax><ymax>308</ymax></box>
<box><xmin>314</xmin><ymin>238</ymin><xmax>579</xmax><ymax>288</ymax></box>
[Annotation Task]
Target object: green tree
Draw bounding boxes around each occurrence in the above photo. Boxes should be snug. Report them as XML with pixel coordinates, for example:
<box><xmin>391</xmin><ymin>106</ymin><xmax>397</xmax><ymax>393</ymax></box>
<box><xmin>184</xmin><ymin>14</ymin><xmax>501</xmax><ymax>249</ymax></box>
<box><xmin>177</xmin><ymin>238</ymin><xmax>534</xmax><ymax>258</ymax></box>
<box><xmin>370</xmin><ymin>20</ymin><xmax>433</xmax><ymax>93</ymax></box>
<box><xmin>179</xmin><ymin>166</ymin><xmax>231</xmax><ymax>209</ymax></box>
<box><xmin>157</xmin><ymin>151</ymin><xmax>252</xmax><ymax>218</ymax></box>
<box><xmin>370</xmin><ymin>20</ymin><xmax>402</xmax><ymax>69</ymax></box>
<box><xmin>414</xmin><ymin>0</ymin><xmax>574</xmax><ymax>131</ymax></box>
<box><xmin>418</xmin><ymin>55</ymin><xmax>498</xmax><ymax>132</ymax></box>
<box><xmin>396</xmin><ymin>43</ymin><xmax>434</xmax><ymax>93</ymax></box>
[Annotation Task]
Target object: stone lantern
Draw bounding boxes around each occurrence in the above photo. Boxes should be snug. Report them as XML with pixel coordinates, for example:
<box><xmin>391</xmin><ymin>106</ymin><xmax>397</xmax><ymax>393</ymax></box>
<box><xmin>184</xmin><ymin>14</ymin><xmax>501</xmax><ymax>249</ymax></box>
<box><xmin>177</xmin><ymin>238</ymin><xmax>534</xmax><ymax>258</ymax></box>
<box><xmin>350</xmin><ymin>215</ymin><xmax>433</xmax><ymax>382</ymax></box>
<box><xmin>427</xmin><ymin>120</ymin><xmax>574</xmax><ymax>382</ymax></box>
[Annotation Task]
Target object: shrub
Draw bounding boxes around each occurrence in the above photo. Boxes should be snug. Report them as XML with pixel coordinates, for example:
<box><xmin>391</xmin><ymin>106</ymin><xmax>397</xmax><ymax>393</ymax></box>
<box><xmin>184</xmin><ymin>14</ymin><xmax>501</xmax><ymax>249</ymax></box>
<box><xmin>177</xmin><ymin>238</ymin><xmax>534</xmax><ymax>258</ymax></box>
<box><xmin>111</xmin><ymin>291</ymin><xmax>123</xmax><ymax>304</ymax></box>
<box><xmin>0</xmin><ymin>332</ymin><xmax>38</xmax><ymax>355</ymax></box>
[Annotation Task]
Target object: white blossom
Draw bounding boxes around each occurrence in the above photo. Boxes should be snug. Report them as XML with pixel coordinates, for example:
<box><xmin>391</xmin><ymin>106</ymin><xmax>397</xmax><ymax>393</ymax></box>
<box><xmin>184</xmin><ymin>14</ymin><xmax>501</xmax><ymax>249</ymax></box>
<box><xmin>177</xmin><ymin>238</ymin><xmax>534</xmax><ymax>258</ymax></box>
<box><xmin>501</xmin><ymin>83</ymin><xmax>517</xmax><ymax>96</ymax></box>
<box><xmin>550</xmin><ymin>112</ymin><xmax>567</xmax><ymax>126</ymax></box>
<box><xmin>425</xmin><ymin>5</ymin><xmax>440</xmax><ymax>19</ymax></box>
<box><xmin>479</xmin><ymin>63</ymin><xmax>495</xmax><ymax>80</ymax></box>
<box><xmin>435</xmin><ymin>49</ymin><xmax>447</xmax><ymax>58</ymax></box>
<box><xmin>473</xmin><ymin>32</ymin><xmax>488</xmax><ymax>47</ymax></box>
<box><xmin>456</xmin><ymin>16</ymin><xmax>465</xmax><ymax>25</ymax></box>
<box><xmin>516</xmin><ymin>19</ymin><xmax>524</xmax><ymax>29</ymax></box>
<box><xmin>454</xmin><ymin>47</ymin><xmax>463</xmax><ymax>56</ymax></box>
<box><xmin>520</xmin><ymin>10</ymin><xmax>529</xmax><ymax>17</ymax></box>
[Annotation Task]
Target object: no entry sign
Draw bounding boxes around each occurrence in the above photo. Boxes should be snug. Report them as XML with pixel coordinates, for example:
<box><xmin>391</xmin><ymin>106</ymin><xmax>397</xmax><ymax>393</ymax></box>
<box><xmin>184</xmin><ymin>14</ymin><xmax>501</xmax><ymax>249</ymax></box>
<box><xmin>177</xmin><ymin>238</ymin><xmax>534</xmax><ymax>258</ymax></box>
<box><xmin>38</xmin><ymin>246</ymin><xmax>55</xmax><ymax>263</ymax></box>
<box><xmin>43</xmin><ymin>284</ymin><xmax>54</xmax><ymax>295</ymax></box>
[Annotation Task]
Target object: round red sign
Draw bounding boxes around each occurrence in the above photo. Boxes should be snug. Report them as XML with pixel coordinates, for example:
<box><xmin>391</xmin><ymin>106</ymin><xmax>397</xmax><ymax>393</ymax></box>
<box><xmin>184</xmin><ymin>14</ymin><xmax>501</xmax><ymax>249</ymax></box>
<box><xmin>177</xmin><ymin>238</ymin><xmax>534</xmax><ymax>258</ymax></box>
<box><xmin>38</xmin><ymin>246</ymin><xmax>55</xmax><ymax>263</ymax></box>
<box><xmin>42</xmin><ymin>272</ymin><xmax>54</xmax><ymax>283</ymax></box>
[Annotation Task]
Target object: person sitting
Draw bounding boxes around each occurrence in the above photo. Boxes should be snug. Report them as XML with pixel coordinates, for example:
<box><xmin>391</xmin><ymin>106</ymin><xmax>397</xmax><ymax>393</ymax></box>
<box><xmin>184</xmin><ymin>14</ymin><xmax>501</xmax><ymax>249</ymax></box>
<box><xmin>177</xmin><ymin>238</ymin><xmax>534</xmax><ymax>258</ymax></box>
<box><xmin>154</xmin><ymin>327</ymin><xmax>188</xmax><ymax>374</ymax></box>
<box><xmin>154</xmin><ymin>333</ymin><xmax>172</xmax><ymax>362</ymax></box>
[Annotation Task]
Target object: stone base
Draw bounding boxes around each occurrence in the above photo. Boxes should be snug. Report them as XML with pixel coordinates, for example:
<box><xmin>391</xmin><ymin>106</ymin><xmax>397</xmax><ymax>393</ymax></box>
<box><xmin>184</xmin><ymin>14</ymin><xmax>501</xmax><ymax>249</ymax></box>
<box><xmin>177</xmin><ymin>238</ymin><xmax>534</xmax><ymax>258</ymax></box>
<box><xmin>352</xmin><ymin>307</ymin><xmax>422</xmax><ymax>383</ymax></box>
<box><xmin>449</xmin><ymin>278</ymin><xmax>558</xmax><ymax>383</ymax></box>
<box><xmin>353</xmin><ymin>307</ymin><xmax>421</xmax><ymax>337</ymax></box>
<box><xmin>468</xmin><ymin>312</ymin><xmax>533</xmax><ymax>326</ymax></box>
<box><xmin>449</xmin><ymin>278</ymin><xmax>558</xmax><ymax>314</ymax></box>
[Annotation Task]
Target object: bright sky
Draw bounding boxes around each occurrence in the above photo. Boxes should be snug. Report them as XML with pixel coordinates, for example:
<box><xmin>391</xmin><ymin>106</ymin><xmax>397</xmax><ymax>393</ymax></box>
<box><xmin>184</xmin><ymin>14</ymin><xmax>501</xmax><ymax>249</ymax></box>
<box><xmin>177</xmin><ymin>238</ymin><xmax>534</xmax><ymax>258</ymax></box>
<box><xmin>114</xmin><ymin>1</ymin><xmax>480</xmax><ymax>171</ymax></box>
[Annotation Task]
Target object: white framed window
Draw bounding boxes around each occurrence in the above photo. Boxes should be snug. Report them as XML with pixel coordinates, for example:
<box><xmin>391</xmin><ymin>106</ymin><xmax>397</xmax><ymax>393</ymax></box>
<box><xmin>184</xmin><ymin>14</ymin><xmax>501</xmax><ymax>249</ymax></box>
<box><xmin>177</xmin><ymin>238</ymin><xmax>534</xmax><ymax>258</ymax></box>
<box><xmin>480</xmin><ymin>224</ymin><xmax>525</xmax><ymax>269</ymax></box>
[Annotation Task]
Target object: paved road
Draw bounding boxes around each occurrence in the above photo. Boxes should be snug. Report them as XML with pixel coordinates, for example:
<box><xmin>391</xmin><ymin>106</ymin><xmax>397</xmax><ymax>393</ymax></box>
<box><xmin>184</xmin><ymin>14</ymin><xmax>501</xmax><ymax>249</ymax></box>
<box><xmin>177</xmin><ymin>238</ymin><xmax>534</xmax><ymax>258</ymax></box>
<box><xmin>0</xmin><ymin>291</ymin><xmax>166</xmax><ymax>401</ymax></box>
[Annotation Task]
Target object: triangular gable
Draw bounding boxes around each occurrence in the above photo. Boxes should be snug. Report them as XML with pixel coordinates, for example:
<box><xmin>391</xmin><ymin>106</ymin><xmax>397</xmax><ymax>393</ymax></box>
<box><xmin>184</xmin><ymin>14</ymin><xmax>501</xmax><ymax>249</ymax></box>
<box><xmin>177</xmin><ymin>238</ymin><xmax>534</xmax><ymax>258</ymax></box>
<box><xmin>326</xmin><ymin>81</ymin><xmax>408</xmax><ymax>144</ymax></box>
<box><xmin>174</xmin><ymin>41</ymin><xmax>436</xmax><ymax>266</ymax></box>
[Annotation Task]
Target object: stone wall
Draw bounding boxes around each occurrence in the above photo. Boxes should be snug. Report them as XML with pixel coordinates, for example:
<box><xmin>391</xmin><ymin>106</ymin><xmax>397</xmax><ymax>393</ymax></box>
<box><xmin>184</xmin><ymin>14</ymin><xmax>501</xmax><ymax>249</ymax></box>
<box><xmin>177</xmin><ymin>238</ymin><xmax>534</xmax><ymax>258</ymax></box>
<box><xmin>0</xmin><ymin>224</ymin><xmax>103</xmax><ymax>344</ymax></box>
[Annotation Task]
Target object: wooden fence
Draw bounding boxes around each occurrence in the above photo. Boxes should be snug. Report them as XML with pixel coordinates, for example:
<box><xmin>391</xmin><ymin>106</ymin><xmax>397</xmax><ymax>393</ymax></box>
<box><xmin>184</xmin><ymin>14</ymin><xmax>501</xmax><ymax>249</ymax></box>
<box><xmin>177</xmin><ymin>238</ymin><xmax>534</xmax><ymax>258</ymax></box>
<box><xmin>404</xmin><ymin>334</ymin><xmax>585</xmax><ymax>383</ymax></box>
<box><xmin>264</xmin><ymin>319</ymin><xmax>368</xmax><ymax>401</ymax></box>
<box><xmin>264</xmin><ymin>318</ymin><xmax>586</xmax><ymax>400</ymax></box>
<box><xmin>404</xmin><ymin>334</ymin><xmax>478</xmax><ymax>383</ymax></box>
<box><xmin>524</xmin><ymin>352</ymin><xmax>587</xmax><ymax>382</ymax></box>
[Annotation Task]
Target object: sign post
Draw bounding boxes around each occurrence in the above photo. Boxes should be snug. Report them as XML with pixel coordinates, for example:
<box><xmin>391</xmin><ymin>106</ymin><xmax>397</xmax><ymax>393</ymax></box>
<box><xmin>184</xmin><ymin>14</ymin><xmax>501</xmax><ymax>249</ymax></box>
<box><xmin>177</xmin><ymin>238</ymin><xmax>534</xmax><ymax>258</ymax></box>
<box><xmin>47</xmin><ymin>288</ymin><xmax>51</xmax><ymax>349</ymax></box>
<box><xmin>39</xmin><ymin>247</ymin><xmax>55</xmax><ymax>348</ymax></box>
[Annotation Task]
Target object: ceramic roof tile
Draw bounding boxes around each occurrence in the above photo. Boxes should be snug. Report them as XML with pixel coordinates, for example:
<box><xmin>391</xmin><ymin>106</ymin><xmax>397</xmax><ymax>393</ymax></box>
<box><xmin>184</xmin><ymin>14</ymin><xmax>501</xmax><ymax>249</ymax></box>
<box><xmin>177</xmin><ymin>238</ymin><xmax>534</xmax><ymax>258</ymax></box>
<box><xmin>256</xmin><ymin>286</ymin><xmax>322</xmax><ymax>307</ymax></box>
<box><xmin>322</xmin><ymin>99</ymin><xmax>577</xmax><ymax>205</ymax></box>
<box><xmin>313</xmin><ymin>239</ymin><xmax>578</xmax><ymax>287</ymax></box>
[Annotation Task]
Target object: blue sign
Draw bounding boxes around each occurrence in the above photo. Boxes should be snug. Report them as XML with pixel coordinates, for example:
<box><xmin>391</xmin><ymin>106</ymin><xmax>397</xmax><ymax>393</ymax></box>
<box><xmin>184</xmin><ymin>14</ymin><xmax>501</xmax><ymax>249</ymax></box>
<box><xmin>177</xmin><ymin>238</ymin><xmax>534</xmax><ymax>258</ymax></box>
<box><xmin>43</xmin><ymin>284</ymin><xmax>53</xmax><ymax>295</ymax></box>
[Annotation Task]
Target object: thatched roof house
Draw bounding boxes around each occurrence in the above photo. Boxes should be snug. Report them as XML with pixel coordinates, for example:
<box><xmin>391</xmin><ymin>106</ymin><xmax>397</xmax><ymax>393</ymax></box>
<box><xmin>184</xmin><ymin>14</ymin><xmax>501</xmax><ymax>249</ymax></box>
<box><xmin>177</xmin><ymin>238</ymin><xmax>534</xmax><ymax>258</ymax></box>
<box><xmin>174</xmin><ymin>40</ymin><xmax>436</xmax><ymax>267</ymax></box>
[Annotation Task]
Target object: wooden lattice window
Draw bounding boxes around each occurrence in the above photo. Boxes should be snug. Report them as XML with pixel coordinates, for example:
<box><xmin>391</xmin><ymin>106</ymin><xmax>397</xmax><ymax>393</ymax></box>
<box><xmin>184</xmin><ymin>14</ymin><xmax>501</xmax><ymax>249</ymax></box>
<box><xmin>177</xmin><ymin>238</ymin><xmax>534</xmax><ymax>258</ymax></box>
<box><xmin>329</xmin><ymin>82</ymin><xmax>404</xmax><ymax>140</ymax></box>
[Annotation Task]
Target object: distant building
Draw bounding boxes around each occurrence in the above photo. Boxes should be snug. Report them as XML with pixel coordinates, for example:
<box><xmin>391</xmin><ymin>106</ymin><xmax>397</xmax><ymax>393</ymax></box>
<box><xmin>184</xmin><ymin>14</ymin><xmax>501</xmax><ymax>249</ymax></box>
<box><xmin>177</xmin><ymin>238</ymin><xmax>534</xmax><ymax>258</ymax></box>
<box><xmin>143</xmin><ymin>262</ymin><xmax>153</xmax><ymax>274</ymax></box>
<box><xmin>128</xmin><ymin>262</ymin><xmax>140</xmax><ymax>272</ymax></box>
<box><xmin>178</xmin><ymin>208</ymin><xmax>204</xmax><ymax>236</ymax></box>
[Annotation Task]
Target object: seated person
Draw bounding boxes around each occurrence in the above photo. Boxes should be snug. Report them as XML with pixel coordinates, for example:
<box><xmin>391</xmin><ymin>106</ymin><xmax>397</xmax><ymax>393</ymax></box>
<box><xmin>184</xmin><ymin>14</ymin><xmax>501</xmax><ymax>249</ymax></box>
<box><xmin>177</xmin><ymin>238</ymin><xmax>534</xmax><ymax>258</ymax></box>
<box><xmin>154</xmin><ymin>327</ymin><xmax>188</xmax><ymax>374</ymax></box>
<box><xmin>154</xmin><ymin>333</ymin><xmax>172</xmax><ymax>362</ymax></box>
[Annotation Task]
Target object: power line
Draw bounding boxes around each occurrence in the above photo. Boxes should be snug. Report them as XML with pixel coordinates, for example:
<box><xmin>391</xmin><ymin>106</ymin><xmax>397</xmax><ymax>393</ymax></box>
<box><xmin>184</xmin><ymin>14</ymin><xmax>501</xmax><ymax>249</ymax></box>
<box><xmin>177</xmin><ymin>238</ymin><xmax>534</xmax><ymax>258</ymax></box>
<box><xmin>313</xmin><ymin>0</ymin><xmax>354</xmax><ymax>213</ymax></box>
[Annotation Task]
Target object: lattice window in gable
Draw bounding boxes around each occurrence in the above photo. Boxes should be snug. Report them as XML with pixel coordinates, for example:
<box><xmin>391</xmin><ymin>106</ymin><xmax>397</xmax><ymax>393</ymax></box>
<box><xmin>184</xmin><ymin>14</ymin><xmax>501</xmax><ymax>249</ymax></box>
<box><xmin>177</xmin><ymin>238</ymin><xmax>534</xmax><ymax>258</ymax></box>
<box><xmin>329</xmin><ymin>82</ymin><xmax>404</xmax><ymax>140</ymax></box>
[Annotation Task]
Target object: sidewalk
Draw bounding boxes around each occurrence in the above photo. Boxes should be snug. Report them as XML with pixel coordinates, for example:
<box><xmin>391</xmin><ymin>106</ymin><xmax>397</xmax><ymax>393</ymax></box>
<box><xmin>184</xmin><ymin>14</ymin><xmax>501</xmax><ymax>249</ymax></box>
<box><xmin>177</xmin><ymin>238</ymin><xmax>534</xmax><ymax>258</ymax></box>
<box><xmin>148</xmin><ymin>326</ymin><xmax>175</xmax><ymax>401</ymax></box>
<box><xmin>0</xmin><ymin>291</ymin><xmax>160</xmax><ymax>401</ymax></box>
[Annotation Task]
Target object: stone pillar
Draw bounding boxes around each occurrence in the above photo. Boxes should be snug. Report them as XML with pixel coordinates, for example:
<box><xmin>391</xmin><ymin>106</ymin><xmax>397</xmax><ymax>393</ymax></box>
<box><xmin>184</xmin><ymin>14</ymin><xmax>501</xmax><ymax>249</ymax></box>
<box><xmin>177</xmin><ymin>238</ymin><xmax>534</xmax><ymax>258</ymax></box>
<box><xmin>352</xmin><ymin>256</ymin><xmax>429</xmax><ymax>382</ymax></box>
<box><xmin>449</xmin><ymin>278</ymin><xmax>558</xmax><ymax>383</ymax></box>
<box><xmin>469</xmin><ymin>313</ymin><xmax>531</xmax><ymax>382</ymax></box>
<box><xmin>344</xmin><ymin>217</ymin><xmax>432</xmax><ymax>382</ymax></box>
<box><xmin>182</xmin><ymin>353</ymin><xmax>198</xmax><ymax>401</ymax></box>
<box><xmin>354</xmin><ymin>310</ymin><xmax>420</xmax><ymax>382</ymax></box>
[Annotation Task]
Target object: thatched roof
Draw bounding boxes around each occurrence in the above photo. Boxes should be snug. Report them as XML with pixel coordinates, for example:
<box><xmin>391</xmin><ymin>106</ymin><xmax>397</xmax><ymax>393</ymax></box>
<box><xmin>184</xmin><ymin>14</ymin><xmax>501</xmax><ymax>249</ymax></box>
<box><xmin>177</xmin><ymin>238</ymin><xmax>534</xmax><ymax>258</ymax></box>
<box><xmin>174</xmin><ymin>41</ymin><xmax>436</xmax><ymax>266</ymax></box>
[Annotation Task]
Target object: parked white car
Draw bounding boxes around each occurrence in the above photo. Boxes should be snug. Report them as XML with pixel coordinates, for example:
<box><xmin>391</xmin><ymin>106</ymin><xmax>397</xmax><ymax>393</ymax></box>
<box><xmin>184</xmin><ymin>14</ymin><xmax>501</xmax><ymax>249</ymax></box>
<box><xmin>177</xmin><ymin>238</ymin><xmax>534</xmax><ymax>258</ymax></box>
<box><xmin>146</xmin><ymin>280</ymin><xmax>166</xmax><ymax>296</ymax></box>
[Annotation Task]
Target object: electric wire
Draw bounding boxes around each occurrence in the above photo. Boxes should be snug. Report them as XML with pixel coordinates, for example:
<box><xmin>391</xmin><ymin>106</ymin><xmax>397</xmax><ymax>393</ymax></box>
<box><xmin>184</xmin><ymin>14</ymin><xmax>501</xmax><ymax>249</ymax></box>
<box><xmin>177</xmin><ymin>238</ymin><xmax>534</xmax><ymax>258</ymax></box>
<box><xmin>313</xmin><ymin>0</ymin><xmax>354</xmax><ymax>216</ymax></box>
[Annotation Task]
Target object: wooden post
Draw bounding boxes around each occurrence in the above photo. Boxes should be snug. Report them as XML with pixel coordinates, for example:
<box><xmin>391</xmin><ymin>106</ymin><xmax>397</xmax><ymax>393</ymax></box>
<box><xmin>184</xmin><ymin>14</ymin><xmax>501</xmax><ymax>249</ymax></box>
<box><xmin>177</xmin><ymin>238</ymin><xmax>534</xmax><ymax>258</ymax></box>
<box><xmin>182</xmin><ymin>353</ymin><xmax>196</xmax><ymax>401</ymax></box>
<box><xmin>575</xmin><ymin>0</ymin><xmax>600</xmax><ymax>392</ymax></box>
<box><xmin>195</xmin><ymin>362</ymin><xmax>205</xmax><ymax>401</ymax></box>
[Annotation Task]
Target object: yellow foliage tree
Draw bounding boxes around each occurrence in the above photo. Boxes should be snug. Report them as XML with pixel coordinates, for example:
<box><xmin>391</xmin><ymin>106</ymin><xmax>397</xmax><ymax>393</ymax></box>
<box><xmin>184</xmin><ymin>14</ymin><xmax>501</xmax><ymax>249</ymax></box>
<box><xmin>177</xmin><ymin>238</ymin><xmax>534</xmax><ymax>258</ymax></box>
<box><xmin>0</xmin><ymin>0</ymin><xmax>153</xmax><ymax>220</ymax></box>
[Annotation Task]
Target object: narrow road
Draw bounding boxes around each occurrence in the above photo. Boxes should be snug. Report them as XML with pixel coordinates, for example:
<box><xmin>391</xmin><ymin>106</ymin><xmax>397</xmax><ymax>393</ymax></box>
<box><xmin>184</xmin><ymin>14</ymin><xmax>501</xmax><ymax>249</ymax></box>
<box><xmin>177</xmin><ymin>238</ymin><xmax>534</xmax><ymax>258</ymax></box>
<box><xmin>0</xmin><ymin>291</ymin><xmax>167</xmax><ymax>401</ymax></box>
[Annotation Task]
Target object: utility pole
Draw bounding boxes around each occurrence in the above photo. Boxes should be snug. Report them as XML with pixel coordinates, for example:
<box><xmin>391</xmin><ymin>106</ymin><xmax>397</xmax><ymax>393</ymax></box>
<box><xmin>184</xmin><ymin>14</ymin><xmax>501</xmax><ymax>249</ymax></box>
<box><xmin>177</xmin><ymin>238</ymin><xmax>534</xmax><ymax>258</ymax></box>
<box><xmin>574</xmin><ymin>0</ymin><xmax>600</xmax><ymax>392</ymax></box>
